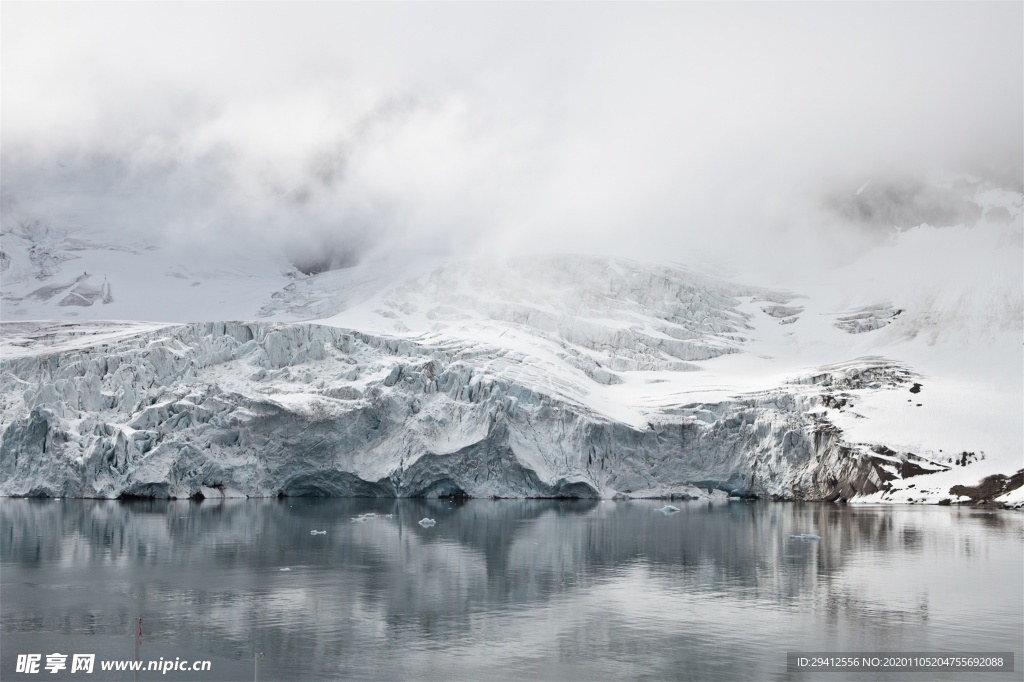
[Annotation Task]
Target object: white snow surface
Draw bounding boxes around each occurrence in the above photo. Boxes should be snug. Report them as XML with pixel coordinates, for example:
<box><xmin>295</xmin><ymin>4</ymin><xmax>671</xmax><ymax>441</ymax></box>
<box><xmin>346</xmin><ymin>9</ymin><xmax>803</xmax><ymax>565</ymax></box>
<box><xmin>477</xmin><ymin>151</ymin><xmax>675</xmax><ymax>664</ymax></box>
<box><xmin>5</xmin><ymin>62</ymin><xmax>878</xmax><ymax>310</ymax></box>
<box><xmin>1</xmin><ymin>182</ymin><xmax>1021</xmax><ymax>503</ymax></box>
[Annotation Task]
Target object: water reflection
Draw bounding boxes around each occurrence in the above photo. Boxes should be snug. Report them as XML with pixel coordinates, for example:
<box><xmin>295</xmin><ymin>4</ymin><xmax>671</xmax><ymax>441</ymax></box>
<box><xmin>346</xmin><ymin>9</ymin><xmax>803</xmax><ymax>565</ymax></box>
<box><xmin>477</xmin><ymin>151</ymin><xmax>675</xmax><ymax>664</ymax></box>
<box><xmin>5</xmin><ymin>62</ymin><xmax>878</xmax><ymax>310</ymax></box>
<box><xmin>2</xmin><ymin>499</ymin><xmax>1021</xmax><ymax>680</ymax></box>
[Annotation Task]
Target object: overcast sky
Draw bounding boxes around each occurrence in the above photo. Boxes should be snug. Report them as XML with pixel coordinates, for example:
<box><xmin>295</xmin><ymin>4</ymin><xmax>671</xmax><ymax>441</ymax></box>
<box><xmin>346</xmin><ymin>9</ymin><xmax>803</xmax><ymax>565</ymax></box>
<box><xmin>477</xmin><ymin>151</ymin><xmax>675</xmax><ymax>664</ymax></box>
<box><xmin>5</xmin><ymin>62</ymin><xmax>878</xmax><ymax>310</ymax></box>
<box><xmin>2</xmin><ymin>2</ymin><xmax>1021</xmax><ymax>275</ymax></box>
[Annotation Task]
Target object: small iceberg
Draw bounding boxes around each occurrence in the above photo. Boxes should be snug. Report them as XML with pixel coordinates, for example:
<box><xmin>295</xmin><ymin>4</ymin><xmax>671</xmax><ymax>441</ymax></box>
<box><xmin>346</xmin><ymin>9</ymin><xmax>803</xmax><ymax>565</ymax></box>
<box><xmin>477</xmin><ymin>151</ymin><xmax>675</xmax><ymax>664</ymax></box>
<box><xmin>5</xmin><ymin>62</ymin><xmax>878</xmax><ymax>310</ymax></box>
<box><xmin>418</xmin><ymin>518</ymin><xmax>436</xmax><ymax>527</ymax></box>
<box><xmin>351</xmin><ymin>513</ymin><xmax>377</xmax><ymax>523</ymax></box>
<box><xmin>659</xmin><ymin>505</ymin><xmax>681</xmax><ymax>514</ymax></box>
<box><xmin>788</xmin><ymin>533</ymin><xmax>821</xmax><ymax>542</ymax></box>
<box><xmin>279</xmin><ymin>568</ymin><xmax>292</xmax><ymax>572</ymax></box>
<box><xmin>310</xmin><ymin>530</ymin><xmax>327</xmax><ymax>535</ymax></box>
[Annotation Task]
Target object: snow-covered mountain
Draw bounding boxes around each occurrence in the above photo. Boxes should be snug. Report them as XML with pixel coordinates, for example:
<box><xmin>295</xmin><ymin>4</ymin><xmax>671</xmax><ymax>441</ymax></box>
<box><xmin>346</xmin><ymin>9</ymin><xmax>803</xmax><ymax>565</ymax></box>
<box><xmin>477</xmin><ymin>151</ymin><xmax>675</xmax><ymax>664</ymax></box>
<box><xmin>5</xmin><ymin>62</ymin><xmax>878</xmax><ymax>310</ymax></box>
<box><xmin>1</xmin><ymin>178</ymin><xmax>1021</xmax><ymax>505</ymax></box>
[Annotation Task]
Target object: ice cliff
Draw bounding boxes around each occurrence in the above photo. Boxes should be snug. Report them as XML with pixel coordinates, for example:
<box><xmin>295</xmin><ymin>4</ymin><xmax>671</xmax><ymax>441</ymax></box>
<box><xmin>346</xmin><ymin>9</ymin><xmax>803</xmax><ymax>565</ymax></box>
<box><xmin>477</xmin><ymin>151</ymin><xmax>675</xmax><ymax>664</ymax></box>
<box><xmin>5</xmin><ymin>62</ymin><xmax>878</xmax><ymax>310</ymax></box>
<box><xmin>1</xmin><ymin>240</ymin><xmax>1020</xmax><ymax>505</ymax></box>
<box><xmin>0</xmin><ymin>316</ymin><xmax>973</xmax><ymax>503</ymax></box>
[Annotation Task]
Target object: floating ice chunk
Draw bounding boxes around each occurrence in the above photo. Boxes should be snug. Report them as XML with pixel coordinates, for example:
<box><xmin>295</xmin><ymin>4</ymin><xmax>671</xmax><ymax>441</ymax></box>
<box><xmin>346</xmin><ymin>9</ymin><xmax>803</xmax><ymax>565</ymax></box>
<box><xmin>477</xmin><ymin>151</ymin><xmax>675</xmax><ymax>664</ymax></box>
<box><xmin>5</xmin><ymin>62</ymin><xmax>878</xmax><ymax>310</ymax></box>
<box><xmin>351</xmin><ymin>512</ymin><xmax>377</xmax><ymax>523</ymax></box>
<box><xmin>659</xmin><ymin>505</ymin><xmax>681</xmax><ymax>514</ymax></box>
<box><xmin>310</xmin><ymin>530</ymin><xmax>327</xmax><ymax>535</ymax></box>
<box><xmin>788</xmin><ymin>533</ymin><xmax>821</xmax><ymax>541</ymax></box>
<box><xmin>418</xmin><ymin>518</ymin><xmax>436</xmax><ymax>527</ymax></box>
<box><xmin>279</xmin><ymin>568</ymin><xmax>291</xmax><ymax>571</ymax></box>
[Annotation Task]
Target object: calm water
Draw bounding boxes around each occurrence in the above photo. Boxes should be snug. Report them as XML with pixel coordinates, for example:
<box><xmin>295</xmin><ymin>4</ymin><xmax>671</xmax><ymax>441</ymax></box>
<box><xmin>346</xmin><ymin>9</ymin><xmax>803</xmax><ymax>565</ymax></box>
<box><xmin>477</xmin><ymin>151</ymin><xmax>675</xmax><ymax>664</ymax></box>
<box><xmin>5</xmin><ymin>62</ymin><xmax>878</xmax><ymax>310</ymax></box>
<box><xmin>1</xmin><ymin>498</ymin><xmax>1021</xmax><ymax>681</ymax></box>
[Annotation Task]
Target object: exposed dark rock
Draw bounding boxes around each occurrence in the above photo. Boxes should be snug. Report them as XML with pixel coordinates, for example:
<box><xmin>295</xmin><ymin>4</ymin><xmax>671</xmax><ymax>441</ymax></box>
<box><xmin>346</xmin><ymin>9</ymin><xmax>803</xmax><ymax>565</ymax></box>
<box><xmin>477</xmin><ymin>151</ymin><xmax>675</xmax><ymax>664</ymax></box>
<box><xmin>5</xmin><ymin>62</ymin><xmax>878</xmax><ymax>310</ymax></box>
<box><xmin>949</xmin><ymin>470</ymin><xmax>1024</xmax><ymax>505</ymax></box>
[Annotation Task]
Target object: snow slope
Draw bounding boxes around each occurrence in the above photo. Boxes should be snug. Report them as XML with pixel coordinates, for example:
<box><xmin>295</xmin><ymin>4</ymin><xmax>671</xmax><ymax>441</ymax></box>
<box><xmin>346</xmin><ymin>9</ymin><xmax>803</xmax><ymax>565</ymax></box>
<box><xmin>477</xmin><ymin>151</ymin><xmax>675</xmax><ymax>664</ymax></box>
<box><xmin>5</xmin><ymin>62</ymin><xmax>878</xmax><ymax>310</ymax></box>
<box><xmin>1</xmin><ymin>181</ymin><xmax>1021</xmax><ymax>504</ymax></box>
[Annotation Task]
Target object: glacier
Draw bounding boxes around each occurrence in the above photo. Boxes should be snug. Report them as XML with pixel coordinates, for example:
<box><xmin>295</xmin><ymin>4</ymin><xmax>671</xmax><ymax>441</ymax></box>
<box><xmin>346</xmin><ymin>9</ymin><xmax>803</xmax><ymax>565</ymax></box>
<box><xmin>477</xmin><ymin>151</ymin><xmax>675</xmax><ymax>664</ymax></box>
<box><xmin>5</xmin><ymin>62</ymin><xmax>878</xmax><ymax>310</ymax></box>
<box><xmin>0</xmin><ymin>318</ymin><xmax>935</xmax><ymax>501</ymax></box>
<box><xmin>1</xmin><ymin>180</ymin><xmax>1022</xmax><ymax>505</ymax></box>
<box><xmin>2</xmin><ymin>249</ymin><xmax>1018</xmax><ymax>505</ymax></box>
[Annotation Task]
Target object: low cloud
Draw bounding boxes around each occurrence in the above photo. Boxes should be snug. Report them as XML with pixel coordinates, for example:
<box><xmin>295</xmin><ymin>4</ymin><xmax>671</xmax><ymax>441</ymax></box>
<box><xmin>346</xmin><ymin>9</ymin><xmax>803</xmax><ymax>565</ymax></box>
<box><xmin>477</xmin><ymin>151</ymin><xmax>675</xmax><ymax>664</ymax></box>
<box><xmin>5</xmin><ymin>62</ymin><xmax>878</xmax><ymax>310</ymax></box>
<box><xmin>2</xmin><ymin>3</ymin><xmax>1020</xmax><ymax>279</ymax></box>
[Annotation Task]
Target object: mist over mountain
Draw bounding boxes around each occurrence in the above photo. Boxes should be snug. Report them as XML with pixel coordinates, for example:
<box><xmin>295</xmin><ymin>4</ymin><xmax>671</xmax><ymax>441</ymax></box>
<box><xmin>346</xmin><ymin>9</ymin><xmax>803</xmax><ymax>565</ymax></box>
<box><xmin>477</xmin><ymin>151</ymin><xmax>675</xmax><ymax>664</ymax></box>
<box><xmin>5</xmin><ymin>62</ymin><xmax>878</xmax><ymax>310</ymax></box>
<box><xmin>3</xmin><ymin>3</ymin><xmax>1021</xmax><ymax>278</ymax></box>
<box><xmin>1</xmin><ymin>3</ymin><xmax>1021</xmax><ymax>506</ymax></box>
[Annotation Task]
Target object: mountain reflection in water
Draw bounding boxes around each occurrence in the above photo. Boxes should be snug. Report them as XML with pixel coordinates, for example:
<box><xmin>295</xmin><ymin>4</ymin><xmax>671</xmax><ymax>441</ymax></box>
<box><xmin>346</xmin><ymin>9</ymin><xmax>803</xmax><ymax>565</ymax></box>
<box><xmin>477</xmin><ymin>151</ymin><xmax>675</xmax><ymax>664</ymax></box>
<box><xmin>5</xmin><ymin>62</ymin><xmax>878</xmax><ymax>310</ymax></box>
<box><xmin>2</xmin><ymin>498</ymin><xmax>1021</xmax><ymax>681</ymax></box>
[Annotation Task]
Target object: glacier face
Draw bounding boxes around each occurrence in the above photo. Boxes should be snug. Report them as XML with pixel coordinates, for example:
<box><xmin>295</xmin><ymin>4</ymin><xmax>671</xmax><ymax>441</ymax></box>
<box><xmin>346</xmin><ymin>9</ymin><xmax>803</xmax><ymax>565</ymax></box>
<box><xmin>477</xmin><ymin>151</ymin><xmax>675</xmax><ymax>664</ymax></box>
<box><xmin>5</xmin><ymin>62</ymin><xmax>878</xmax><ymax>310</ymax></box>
<box><xmin>0</xmin><ymin>317</ymin><xmax>951</xmax><ymax>502</ymax></box>
<box><xmin>1</xmin><ymin>232</ymin><xmax>1021</xmax><ymax>504</ymax></box>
